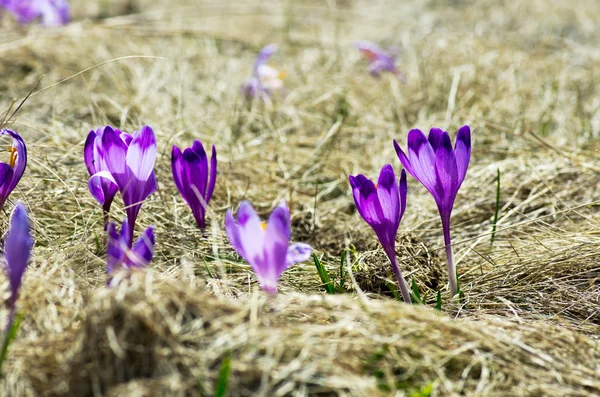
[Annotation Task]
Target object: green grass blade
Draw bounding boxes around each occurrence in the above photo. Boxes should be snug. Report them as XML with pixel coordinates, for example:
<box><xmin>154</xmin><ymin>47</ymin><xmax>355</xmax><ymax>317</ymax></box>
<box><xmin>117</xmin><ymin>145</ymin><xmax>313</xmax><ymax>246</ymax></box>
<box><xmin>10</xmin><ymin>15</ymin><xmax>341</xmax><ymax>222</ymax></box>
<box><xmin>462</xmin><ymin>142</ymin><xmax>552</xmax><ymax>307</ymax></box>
<box><xmin>214</xmin><ymin>351</ymin><xmax>232</xmax><ymax>397</ymax></box>
<box><xmin>313</xmin><ymin>253</ymin><xmax>335</xmax><ymax>294</ymax></box>
<box><xmin>338</xmin><ymin>249</ymin><xmax>346</xmax><ymax>291</ymax></box>
<box><xmin>0</xmin><ymin>312</ymin><xmax>22</xmax><ymax>376</ymax></box>
<box><xmin>435</xmin><ymin>290</ymin><xmax>442</xmax><ymax>311</ymax></box>
<box><xmin>411</xmin><ymin>279</ymin><xmax>422</xmax><ymax>304</ymax></box>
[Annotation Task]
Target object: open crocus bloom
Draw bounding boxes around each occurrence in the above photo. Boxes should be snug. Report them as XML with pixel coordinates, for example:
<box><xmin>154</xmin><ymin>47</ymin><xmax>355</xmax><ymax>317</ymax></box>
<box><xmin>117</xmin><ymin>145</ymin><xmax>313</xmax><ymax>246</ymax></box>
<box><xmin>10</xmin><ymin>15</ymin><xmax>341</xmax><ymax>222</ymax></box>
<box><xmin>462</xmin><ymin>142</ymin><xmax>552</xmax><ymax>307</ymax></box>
<box><xmin>84</xmin><ymin>126</ymin><xmax>132</xmax><ymax>227</ymax></box>
<box><xmin>3</xmin><ymin>202</ymin><xmax>33</xmax><ymax>333</ymax></box>
<box><xmin>349</xmin><ymin>165</ymin><xmax>411</xmax><ymax>303</ymax></box>
<box><xmin>225</xmin><ymin>201</ymin><xmax>312</xmax><ymax>294</ymax></box>
<box><xmin>172</xmin><ymin>140</ymin><xmax>217</xmax><ymax>230</ymax></box>
<box><xmin>0</xmin><ymin>129</ymin><xmax>27</xmax><ymax>210</ymax></box>
<box><xmin>106</xmin><ymin>219</ymin><xmax>155</xmax><ymax>275</ymax></box>
<box><xmin>2</xmin><ymin>0</ymin><xmax>70</xmax><ymax>27</ymax></box>
<box><xmin>355</xmin><ymin>40</ymin><xmax>406</xmax><ymax>81</ymax></box>
<box><xmin>88</xmin><ymin>125</ymin><xmax>157</xmax><ymax>241</ymax></box>
<box><xmin>241</xmin><ymin>43</ymin><xmax>285</xmax><ymax>100</ymax></box>
<box><xmin>394</xmin><ymin>126</ymin><xmax>471</xmax><ymax>297</ymax></box>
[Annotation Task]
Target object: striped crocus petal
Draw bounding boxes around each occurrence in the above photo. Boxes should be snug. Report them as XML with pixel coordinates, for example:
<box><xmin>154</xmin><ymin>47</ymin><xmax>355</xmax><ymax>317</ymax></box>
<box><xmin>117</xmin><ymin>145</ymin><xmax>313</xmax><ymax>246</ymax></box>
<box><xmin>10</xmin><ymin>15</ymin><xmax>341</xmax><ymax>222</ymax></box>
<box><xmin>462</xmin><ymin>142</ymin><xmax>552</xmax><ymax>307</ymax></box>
<box><xmin>0</xmin><ymin>129</ymin><xmax>27</xmax><ymax>210</ymax></box>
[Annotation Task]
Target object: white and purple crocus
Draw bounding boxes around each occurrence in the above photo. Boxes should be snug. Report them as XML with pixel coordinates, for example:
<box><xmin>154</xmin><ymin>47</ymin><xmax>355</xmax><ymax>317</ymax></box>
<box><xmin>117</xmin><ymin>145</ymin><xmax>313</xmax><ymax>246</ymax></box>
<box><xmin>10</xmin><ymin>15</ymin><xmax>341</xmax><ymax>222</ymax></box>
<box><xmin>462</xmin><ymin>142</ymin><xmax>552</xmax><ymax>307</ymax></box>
<box><xmin>225</xmin><ymin>201</ymin><xmax>312</xmax><ymax>294</ymax></box>
<box><xmin>87</xmin><ymin>125</ymin><xmax>157</xmax><ymax>241</ymax></box>
<box><xmin>2</xmin><ymin>202</ymin><xmax>33</xmax><ymax>335</ymax></box>
<box><xmin>0</xmin><ymin>129</ymin><xmax>27</xmax><ymax>211</ymax></box>
<box><xmin>394</xmin><ymin>126</ymin><xmax>471</xmax><ymax>297</ymax></box>
<box><xmin>106</xmin><ymin>218</ymin><xmax>155</xmax><ymax>277</ymax></box>
<box><xmin>171</xmin><ymin>141</ymin><xmax>217</xmax><ymax>230</ymax></box>
<box><xmin>241</xmin><ymin>43</ymin><xmax>285</xmax><ymax>100</ymax></box>
<box><xmin>2</xmin><ymin>0</ymin><xmax>70</xmax><ymax>27</ymax></box>
<box><xmin>349</xmin><ymin>165</ymin><xmax>412</xmax><ymax>303</ymax></box>
<box><xmin>355</xmin><ymin>41</ymin><xmax>406</xmax><ymax>81</ymax></box>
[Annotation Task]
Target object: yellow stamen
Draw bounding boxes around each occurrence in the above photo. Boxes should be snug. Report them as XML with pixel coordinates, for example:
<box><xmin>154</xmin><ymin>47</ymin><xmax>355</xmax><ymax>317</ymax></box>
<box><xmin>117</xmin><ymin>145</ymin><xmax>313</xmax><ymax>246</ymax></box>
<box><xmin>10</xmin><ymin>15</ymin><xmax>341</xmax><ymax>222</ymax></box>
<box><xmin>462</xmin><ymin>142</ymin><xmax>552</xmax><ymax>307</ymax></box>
<box><xmin>7</xmin><ymin>146</ymin><xmax>17</xmax><ymax>168</ymax></box>
<box><xmin>261</xmin><ymin>221</ymin><xmax>267</xmax><ymax>231</ymax></box>
<box><xmin>278</xmin><ymin>70</ymin><xmax>286</xmax><ymax>80</ymax></box>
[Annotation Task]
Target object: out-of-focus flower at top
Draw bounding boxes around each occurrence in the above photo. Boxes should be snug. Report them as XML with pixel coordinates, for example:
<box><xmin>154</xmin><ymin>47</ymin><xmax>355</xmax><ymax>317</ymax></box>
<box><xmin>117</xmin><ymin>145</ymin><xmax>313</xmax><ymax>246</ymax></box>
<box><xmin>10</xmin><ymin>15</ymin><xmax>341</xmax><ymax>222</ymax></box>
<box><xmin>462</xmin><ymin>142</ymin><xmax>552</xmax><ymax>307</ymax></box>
<box><xmin>2</xmin><ymin>0</ymin><xmax>70</xmax><ymax>27</ymax></box>
<box><xmin>349</xmin><ymin>165</ymin><xmax>411</xmax><ymax>303</ymax></box>
<box><xmin>2</xmin><ymin>202</ymin><xmax>33</xmax><ymax>333</ymax></box>
<box><xmin>0</xmin><ymin>129</ymin><xmax>26</xmax><ymax>211</ymax></box>
<box><xmin>355</xmin><ymin>41</ymin><xmax>406</xmax><ymax>81</ymax></box>
<box><xmin>106</xmin><ymin>218</ymin><xmax>154</xmax><ymax>276</ymax></box>
<box><xmin>88</xmin><ymin>125</ymin><xmax>157</xmax><ymax>241</ymax></box>
<box><xmin>394</xmin><ymin>125</ymin><xmax>471</xmax><ymax>297</ymax></box>
<box><xmin>241</xmin><ymin>43</ymin><xmax>286</xmax><ymax>100</ymax></box>
<box><xmin>84</xmin><ymin>126</ymin><xmax>132</xmax><ymax>228</ymax></box>
<box><xmin>171</xmin><ymin>140</ymin><xmax>217</xmax><ymax>230</ymax></box>
<box><xmin>225</xmin><ymin>200</ymin><xmax>312</xmax><ymax>294</ymax></box>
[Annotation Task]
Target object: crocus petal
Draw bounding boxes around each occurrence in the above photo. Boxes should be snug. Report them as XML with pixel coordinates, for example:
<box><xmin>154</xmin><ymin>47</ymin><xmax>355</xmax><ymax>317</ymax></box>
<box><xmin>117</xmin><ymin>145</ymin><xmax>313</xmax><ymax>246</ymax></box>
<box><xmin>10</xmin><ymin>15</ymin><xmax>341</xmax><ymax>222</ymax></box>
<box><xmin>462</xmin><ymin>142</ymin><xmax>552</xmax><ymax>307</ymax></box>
<box><xmin>1</xmin><ymin>129</ymin><xmax>27</xmax><ymax>195</ymax></box>
<box><xmin>253</xmin><ymin>43</ymin><xmax>278</xmax><ymax>74</ymax></box>
<box><xmin>286</xmin><ymin>243</ymin><xmax>312</xmax><ymax>267</ymax></box>
<box><xmin>427</xmin><ymin>128</ymin><xmax>445</xmax><ymax>152</ymax></box>
<box><xmin>454</xmin><ymin>125</ymin><xmax>471</xmax><ymax>184</ymax></box>
<box><xmin>399</xmin><ymin>169</ymin><xmax>407</xmax><ymax>220</ymax></box>
<box><xmin>376</xmin><ymin>164</ymin><xmax>400</xmax><ymax>227</ymax></box>
<box><xmin>84</xmin><ymin>130</ymin><xmax>97</xmax><ymax>175</ymax></box>
<box><xmin>188</xmin><ymin>140</ymin><xmax>209</xmax><ymax>201</ymax></box>
<box><xmin>225</xmin><ymin>209</ymin><xmax>246</xmax><ymax>259</ymax></box>
<box><xmin>171</xmin><ymin>145</ymin><xmax>185</xmax><ymax>196</ymax></box>
<box><xmin>355</xmin><ymin>41</ymin><xmax>384</xmax><ymax>62</ymax></box>
<box><xmin>0</xmin><ymin>164</ymin><xmax>14</xmax><ymax>192</ymax></box>
<box><xmin>349</xmin><ymin>174</ymin><xmax>385</xmax><ymax>225</ymax></box>
<box><xmin>106</xmin><ymin>222</ymin><xmax>124</xmax><ymax>274</ymax></box>
<box><xmin>126</xmin><ymin>126</ymin><xmax>157</xmax><ymax>182</ymax></box>
<box><xmin>236</xmin><ymin>201</ymin><xmax>266</xmax><ymax>264</ymax></box>
<box><xmin>4</xmin><ymin>202</ymin><xmax>33</xmax><ymax>303</ymax></box>
<box><xmin>101</xmin><ymin>126</ymin><xmax>128</xmax><ymax>176</ymax></box>
<box><xmin>206</xmin><ymin>145</ymin><xmax>217</xmax><ymax>204</ymax></box>
<box><xmin>393</xmin><ymin>140</ymin><xmax>415</xmax><ymax>176</ymax></box>
<box><xmin>88</xmin><ymin>170</ymin><xmax>117</xmax><ymax>206</ymax></box>
<box><xmin>126</xmin><ymin>226</ymin><xmax>155</xmax><ymax>269</ymax></box>
<box><xmin>406</xmin><ymin>129</ymin><xmax>438</xmax><ymax>193</ymax></box>
<box><xmin>261</xmin><ymin>205</ymin><xmax>291</xmax><ymax>290</ymax></box>
<box><xmin>434</xmin><ymin>132</ymin><xmax>459</xmax><ymax>211</ymax></box>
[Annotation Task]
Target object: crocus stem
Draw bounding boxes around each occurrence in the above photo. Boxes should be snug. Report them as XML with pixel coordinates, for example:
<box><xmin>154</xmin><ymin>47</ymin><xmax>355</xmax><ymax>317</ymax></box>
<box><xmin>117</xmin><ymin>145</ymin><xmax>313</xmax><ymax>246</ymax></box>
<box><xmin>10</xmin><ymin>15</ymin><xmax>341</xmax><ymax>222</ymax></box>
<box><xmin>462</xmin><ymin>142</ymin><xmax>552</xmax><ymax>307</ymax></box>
<box><xmin>441</xmin><ymin>215</ymin><xmax>458</xmax><ymax>298</ymax></box>
<box><xmin>388</xmin><ymin>250</ymin><xmax>412</xmax><ymax>304</ymax></box>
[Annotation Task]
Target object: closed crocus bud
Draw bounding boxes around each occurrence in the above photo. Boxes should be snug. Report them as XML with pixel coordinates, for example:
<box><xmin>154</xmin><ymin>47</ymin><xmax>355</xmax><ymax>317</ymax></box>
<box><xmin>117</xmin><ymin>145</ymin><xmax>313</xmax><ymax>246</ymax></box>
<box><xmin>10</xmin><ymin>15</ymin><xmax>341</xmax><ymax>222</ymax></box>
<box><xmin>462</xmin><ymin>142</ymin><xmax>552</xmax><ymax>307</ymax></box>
<box><xmin>349</xmin><ymin>165</ymin><xmax>411</xmax><ymax>303</ymax></box>
<box><xmin>225</xmin><ymin>201</ymin><xmax>312</xmax><ymax>294</ymax></box>
<box><xmin>394</xmin><ymin>125</ymin><xmax>471</xmax><ymax>297</ymax></box>
<box><xmin>241</xmin><ymin>43</ymin><xmax>285</xmax><ymax>100</ymax></box>
<box><xmin>171</xmin><ymin>141</ymin><xmax>217</xmax><ymax>230</ymax></box>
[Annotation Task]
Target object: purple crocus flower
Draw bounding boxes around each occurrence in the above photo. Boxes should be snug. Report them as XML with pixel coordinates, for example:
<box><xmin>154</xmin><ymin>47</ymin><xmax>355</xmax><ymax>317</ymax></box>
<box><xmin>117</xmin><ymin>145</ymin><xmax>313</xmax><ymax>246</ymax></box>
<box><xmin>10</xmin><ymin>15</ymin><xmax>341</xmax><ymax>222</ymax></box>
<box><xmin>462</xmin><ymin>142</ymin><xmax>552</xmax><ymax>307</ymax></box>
<box><xmin>88</xmin><ymin>125</ymin><xmax>157</xmax><ymax>241</ymax></box>
<box><xmin>3</xmin><ymin>202</ymin><xmax>33</xmax><ymax>334</ymax></box>
<box><xmin>84</xmin><ymin>126</ymin><xmax>133</xmax><ymax>228</ymax></box>
<box><xmin>171</xmin><ymin>141</ymin><xmax>217</xmax><ymax>230</ymax></box>
<box><xmin>225</xmin><ymin>201</ymin><xmax>312</xmax><ymax>294</ymax></box>
<box><xmin>2</xmin><ymin>0</ymin><xmax>70</xmax><ymax>27</ymax></box>
<box><xmin>394</xmin><ymin>126</ymin><xmax>471</xmax><ymax>297</ymax></box>
<box><xmin>106</xmin><ymin>219</ymin><xmax>155</xmax><ymax>275</ymax></box>
<box><xmin>355</xmin><ymin>41</ymin><xmax>406</xmax><ymax>81</ymax></box>
<box><xmin>0</xmin><ymin>129</ymin><xmax>27</xmax><ymax>211</ymax></box>
<box><xmin>349</xmin><ymin>165</ymin><xmax>412</xmax><ymax>303</ymax></box>
<box><xmin>241</xmin><ymin>43</ymin><xmax>285</xmax><ymax>100</ymax></box>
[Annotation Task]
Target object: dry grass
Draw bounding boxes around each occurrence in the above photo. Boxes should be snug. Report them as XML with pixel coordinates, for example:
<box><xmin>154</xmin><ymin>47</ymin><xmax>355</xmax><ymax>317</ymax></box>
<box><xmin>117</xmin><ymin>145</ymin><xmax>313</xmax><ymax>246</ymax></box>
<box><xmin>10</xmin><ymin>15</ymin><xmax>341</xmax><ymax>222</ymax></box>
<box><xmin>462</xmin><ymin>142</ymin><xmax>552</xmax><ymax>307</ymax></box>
<box><xmin>1</xmin><ymin>0</ymin><xmax>600</xmax><ymax>395</ymax></box>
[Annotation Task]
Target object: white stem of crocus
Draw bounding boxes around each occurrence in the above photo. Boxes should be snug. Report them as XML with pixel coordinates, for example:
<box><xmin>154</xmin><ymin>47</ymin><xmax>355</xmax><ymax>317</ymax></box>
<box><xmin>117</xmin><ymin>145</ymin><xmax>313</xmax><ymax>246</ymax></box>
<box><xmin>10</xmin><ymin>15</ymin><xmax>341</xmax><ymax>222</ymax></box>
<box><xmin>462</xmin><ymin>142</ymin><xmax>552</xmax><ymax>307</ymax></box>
<box><xmin>441</xmin><ymin>215</ymin><xmax>458</xmax><ymax>298</ymax></box>
<box><xmin>388</xmin><ymin>251</ymin><xmax>412</xmax><ymax>304</ymax></box>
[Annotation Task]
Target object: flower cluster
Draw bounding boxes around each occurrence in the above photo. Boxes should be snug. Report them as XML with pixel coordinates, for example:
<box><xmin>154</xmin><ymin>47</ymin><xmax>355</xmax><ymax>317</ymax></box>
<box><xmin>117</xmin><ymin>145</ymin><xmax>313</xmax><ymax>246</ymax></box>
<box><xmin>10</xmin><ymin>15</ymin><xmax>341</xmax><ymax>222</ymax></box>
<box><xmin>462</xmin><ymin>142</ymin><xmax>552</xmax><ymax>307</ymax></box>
<box><xmin>1</xmin><ymin>0</ymin><xmax>70</xmax><ymax>27</ymax></box>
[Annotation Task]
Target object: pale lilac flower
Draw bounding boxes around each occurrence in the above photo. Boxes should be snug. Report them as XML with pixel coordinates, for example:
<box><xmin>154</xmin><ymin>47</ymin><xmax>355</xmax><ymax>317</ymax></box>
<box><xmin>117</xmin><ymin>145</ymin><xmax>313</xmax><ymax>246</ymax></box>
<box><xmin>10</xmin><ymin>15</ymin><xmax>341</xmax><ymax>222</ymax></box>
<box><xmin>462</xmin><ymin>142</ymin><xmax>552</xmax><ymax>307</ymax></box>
<box><xmin>88</xmin><ymin>126</ymin><xmax>157</xmax><ymax>241</ymax></box>
<box><xmin>241</xmin><ymin>44</ymin><xmax>285</xmax><ymax>100</ymax></box>
<box><xmin>225</xmin><ymin>201</ymin><xmax>312</xmax><ymax>294</ymax></box>
<box><xmin>394</xmin><ymin>126</ymin><xmax>471</xmax><ymax>297</ymax></box>
<box><xmin>0</xmin><ymin>129</ymin><xmax>26</xmax><ymax>211</ymax></box>
<box><xmin>3</xmin><ymin>202</ymin><xmax>33</xmax><ymax>333</ymax></box>
<box><xmin>355</xmin><ymin>41</ymin><xmax>406</xmax><ymax>81</ymax></box>
<box><xmin>3</xmin><ymin>0</ymin><xmax>70</xmax><ymax>27</ymax></box>
<box><xmin>106</xmin><ymin>219</ymin><xmax>154</xmax><ymax>275</ymax></box>
<box><xmin>349</xmin><ymin>165</ymin><xmax>411</xmax><ymax>303</ymax></box>
<box><xmin>171</xmin><ymin>140</ymin><xmax>217</xmax><ymax>230</ymax></box>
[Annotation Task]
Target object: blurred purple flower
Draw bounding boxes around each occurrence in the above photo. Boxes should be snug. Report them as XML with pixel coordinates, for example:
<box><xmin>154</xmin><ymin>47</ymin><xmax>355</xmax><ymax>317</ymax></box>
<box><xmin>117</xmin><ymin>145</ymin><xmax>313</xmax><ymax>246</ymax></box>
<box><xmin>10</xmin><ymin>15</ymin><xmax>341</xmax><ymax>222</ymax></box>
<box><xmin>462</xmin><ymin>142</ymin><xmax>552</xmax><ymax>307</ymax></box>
<box><xmin>3</xmin><ymin>0</ymin><xmax>70</xmax><ymax>27</ymax></box>
<box><xmin>84</xmin><ymin>126</ymin><xmax>132</xmax><ymax>228</ymax></box>
<box><xmin>349</xmin><ymin>165</ymin><xmax>411</xmax><ymax>303</ymax></box>
<box><xmin>394</xmin><ymin>126</ymin><xmax>471</xmax><ymax>297</ymax></box>
<box><xmin>3</xmin><ymin>202</ymin><xmax>33</xmax><ymax>333</ymax></box>
<box><xmin>355</xmin><ymin>41</ymin><xmax>406</xmax><ymax>81</ymax></box>
<box><xmin>106</xmin><ymin>218</ymin><xmax>155</xmax><ymax>275</ymax></box>
<box><xmin>225</xmin><ymin>201</ymin><xmax>312</xmax><ymax>294</ymax></box>
<box><xmin>171</xmin><ymin>140</ymin><xmax>217</xmax><ymax>230</ymax></box>
<box><xmin>241</xmin><ymin>43</ymin><xmax>285</xmax><ymax>100</ymax></box>
<box><xmin>88</xmin><ymin>125</ymin><xmax>157</xmax><ymax>241</ymax></box>
<box><xmin>0</xmin><ymin>129</ymin><xmax>26</xmax><ymax>211</ymax></box>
